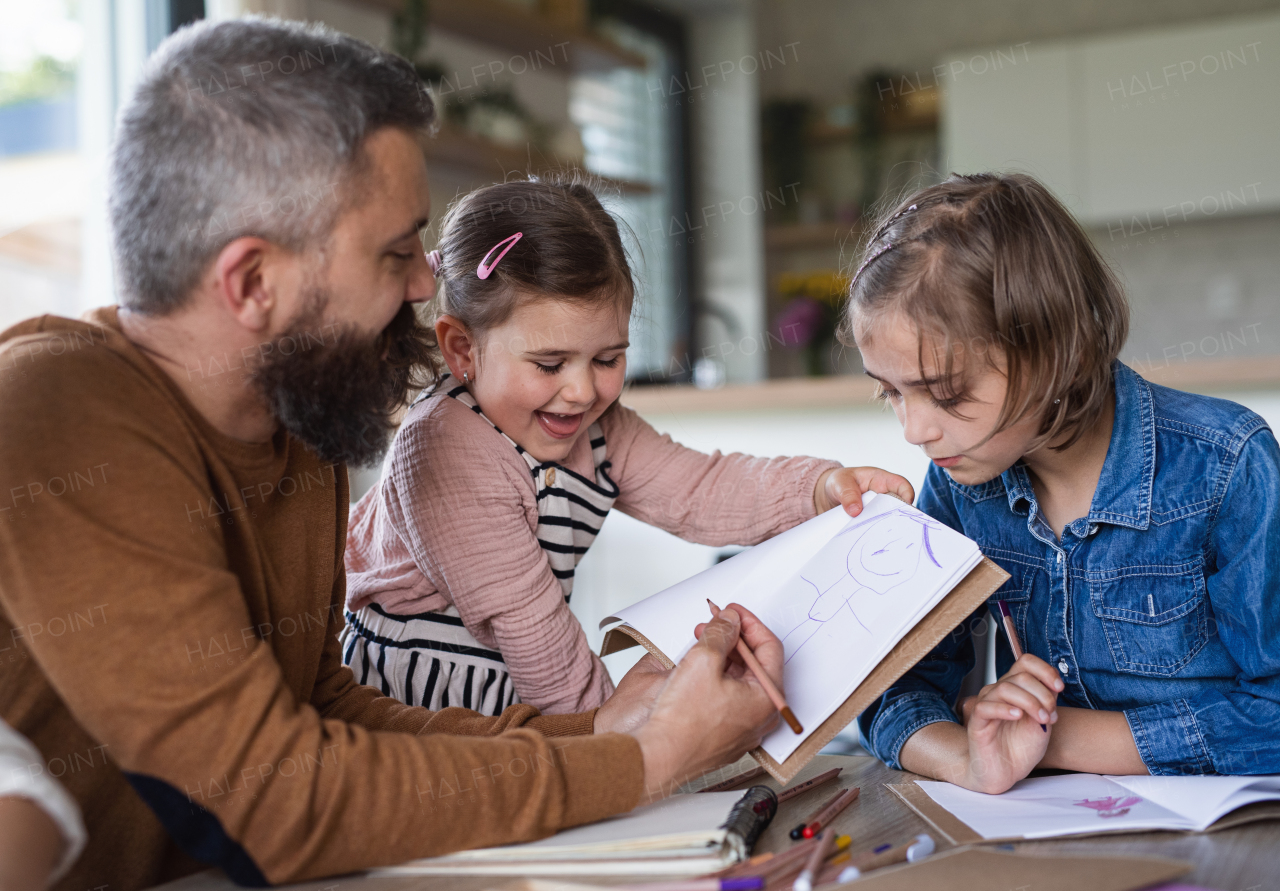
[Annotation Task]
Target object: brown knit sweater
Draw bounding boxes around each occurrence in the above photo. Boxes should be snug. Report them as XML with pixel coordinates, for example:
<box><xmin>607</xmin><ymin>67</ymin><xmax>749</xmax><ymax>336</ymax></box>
<box><xmin>0</xmin><ymin>309</ymin><xmax>643</xmax><ymax>891</ymax></box>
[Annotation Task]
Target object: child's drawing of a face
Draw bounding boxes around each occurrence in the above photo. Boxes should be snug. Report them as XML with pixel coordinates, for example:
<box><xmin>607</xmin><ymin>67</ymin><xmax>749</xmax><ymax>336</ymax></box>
<box><xmin>852</xmin><ymin>517</ymin><xmax>923</xmax><ymax>581</ymax></box>
<box><xmin>838</xmin><ymin>510</ymin><xmax>942</xmax><ymax>595</ymax></box>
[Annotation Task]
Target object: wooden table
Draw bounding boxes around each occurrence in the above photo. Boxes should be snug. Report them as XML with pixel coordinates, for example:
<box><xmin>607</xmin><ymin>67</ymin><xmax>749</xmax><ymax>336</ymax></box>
<box><xmin>156</xmin><ymin>755</ymin><xmax>1280</xmax><ymax>891</ymax></box>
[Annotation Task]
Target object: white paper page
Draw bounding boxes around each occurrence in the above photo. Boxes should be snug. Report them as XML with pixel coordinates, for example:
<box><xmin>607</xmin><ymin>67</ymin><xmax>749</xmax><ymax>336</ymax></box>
<box><xmin>1107</xmin><ymin>774</ymin><xmax>1280</xmax><ymax>830</ymax></box>
<box><xmin>602</xmin><ymin>503</ymin><xmax>859</xmax><ymax>663</ymax></box>
<box><xmin>606</xmin><ymin>496</ymin><xmax>981</xmax><ymax>764</ymax></box>
<box><xmin>755</xmin><ymin>498</ymin><xmax>980</xmax><ymax>760</ymax></box>
<box><xmin>918</xmin><ymin>775</ymin><xmax>1199</xmax><ymax>839</ymax></box>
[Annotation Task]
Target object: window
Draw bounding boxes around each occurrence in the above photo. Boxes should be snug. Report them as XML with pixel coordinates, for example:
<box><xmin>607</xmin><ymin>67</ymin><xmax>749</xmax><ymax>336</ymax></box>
<box><xmin>0</xmin><ymin>1</ymin><xmax>205</xmax><ymax>332</ymax></box>
<box><xmin>570</xmin><ymin>5</ymin><xmax>693</xmax><ymax>383</ymax></box>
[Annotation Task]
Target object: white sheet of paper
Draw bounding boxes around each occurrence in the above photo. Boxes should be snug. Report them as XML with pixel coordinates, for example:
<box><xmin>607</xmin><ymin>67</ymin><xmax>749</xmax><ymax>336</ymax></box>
<box><xmin>1097</xmin><ymin>774</ymin><xmax>1280</xmax><ymax>830</ymax></box>
<box><xmin>918</xmin><ymin>775</ymin><xmax>1196</xmax><ymax>838</ymax></box>
<box><xmin>755</xmin><ymin>497</ymin><xmax>979</xmax><ymax>760</ymax></box>
<box><xmin>604</xmin><ymin>494</ymin><xmax>981</xmax><ymax>762</ymax></box>
<box><xmin>918</xmin><ymin>773</ymin><xmax>1280</xmax><ymax>839</ymax></box>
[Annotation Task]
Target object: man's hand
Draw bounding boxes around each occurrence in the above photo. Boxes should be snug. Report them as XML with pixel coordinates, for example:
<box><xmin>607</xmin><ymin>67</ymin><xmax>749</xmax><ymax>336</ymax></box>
<box><xmin>594</xmin><ymin>654</ymin><xmax>671</xmax><ymax>735</ymax></box>
<box><xmin>960</xmin><ymin>654</ymin><xmax>1062</xmax><ymax>793</ymax></box>
<box><xmin>815</xmin><ymin>466</ymin><xmax>915</xmax><ymax>517</ymax></box>
<box><xmin>628</xmin><ymin>604</ymin><xmax>783</xmax><ymax>801</ymax></box>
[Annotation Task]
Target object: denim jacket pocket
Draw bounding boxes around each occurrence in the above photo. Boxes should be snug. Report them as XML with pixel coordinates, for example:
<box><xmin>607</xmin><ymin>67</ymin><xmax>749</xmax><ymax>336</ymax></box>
<box><xmin>1088</xmin><ymin>559</ymin><xmax>1208</xmax><ymax>677</ymax></box>
<box><xmin>987</xmin><ymin>553</ymin><xmax>1034</xmax><ymax>642</ymax></box>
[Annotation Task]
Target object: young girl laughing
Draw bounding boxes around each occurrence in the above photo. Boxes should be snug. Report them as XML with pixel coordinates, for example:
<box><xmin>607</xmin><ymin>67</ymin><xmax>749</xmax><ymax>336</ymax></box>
<box><xmin>341</xmin><ymin>177</ymin><xmax>913</xmax><ymax>716</ymax></box>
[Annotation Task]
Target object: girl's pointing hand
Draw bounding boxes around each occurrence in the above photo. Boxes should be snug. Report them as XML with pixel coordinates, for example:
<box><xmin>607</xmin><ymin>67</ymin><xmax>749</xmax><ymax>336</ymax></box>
<box><xmin>815</xmin><ymin>466</ymin><xmax>916</xmax><ymax>517</ymax></box>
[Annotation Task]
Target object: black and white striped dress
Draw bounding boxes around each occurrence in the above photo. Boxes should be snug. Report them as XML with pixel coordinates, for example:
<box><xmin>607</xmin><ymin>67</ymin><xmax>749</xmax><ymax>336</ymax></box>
<box><xmin>339</xmin><ymin>375</ymin><xmax>619</xmax><ymax>715</ymax></box>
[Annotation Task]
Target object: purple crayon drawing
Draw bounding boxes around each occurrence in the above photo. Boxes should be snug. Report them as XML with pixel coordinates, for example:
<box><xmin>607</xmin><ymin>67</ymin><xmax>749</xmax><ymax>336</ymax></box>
<box><xmin>781</xmin><ymin>509</ymin><xmax>943</xmax><ymax>664</ymax></box>
<box><xmin>1073</xmin><ymin>796</ymin><xmax>1143</xmax><ymax>818</ymax></box>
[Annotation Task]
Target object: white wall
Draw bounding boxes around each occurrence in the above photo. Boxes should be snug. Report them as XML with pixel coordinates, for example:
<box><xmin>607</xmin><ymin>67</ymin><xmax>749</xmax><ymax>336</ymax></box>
<box><xmin>757</xmin><ymin>0</ymin><xmax>1280</xmax><ymax>105</ymax></box>
<box><xmin>941</xmin><ymin>12</ymin><xmax>1280</xmax><ymax>224</ymax></box>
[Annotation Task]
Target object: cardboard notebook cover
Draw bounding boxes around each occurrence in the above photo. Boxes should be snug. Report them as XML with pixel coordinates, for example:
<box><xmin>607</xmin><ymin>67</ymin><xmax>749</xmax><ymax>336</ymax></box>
<box><xmin>601</xmin><ymin>557</ymin><xmax>1009</xmax><ymax>784</ymax></box>
<box><xmin>501</xmin><ymin>848</ymin><xmax>1190</xmax><ymax>891</ymax></box>
<box><xmin>887</xmin><ymin>780</ymin><xmax>1280</xmax><ymax>844</ymax></box>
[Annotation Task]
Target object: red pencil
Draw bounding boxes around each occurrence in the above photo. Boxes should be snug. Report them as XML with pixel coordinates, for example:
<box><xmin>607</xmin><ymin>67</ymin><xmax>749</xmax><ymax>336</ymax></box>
<box><xmin>801</xmin><ymin>786</ymin><xmax>861</xmax><ymax>838</ymax></box>
<box><xmin>756</xmin><ymin>767</ymin><xmax>841</xmax><ymax>812</ymax></box>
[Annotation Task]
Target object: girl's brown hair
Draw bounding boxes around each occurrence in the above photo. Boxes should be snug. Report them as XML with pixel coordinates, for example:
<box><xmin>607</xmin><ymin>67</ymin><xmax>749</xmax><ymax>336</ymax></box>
<box><xmin>839</xmin><ymin>172</ymin><xmax>1129</xmax><ymax>450</ymax></box>
<box><xmin>432</xmin><ymin>175</ymin><xmax>634</xmax><ymax>373</ymax></box>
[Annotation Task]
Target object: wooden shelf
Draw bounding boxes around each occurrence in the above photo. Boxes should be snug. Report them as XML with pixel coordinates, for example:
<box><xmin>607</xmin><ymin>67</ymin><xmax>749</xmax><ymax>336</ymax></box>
<box><xmin>622</xmin><ymin>375</ymin><xmax>881</xmax><ymax>415</ymax></box>
<box><xmin>1141</xmin><ymin>355</ymin><xmax>1280</xmax><ymax>393</ymax></box>
<box><xmin>425</xmin><ymin>126</ymin><xmax>652</xmax><ymax>193</ymax></box>
<box><xmin>351</xmin><ymin>0</ymin><xmax>646</xmax><ymax>73</ymax></box>
<box><xmin>764</xmin><ymin>221</ymin><xmax>859</xmax><ymax>252</ymax></box>
<box><xmin>621</xmin><ymin>355</ymin><xmax>1280</xmax><ymax>417</ymax></box>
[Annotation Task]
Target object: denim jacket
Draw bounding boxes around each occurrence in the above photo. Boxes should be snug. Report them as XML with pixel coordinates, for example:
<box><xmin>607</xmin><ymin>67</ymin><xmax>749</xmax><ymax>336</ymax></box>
<box><xmin>858</xmin><ymin>362</ymin><xmax>1280</xmax><ymax>776</ymax></box>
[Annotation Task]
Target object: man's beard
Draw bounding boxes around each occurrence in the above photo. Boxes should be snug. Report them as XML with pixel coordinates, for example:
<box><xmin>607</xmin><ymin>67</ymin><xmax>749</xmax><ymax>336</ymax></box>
<box><xmin>251</xmin><ymin>295</ymin><xmax>438</xmax><ymax>468</ymax></box>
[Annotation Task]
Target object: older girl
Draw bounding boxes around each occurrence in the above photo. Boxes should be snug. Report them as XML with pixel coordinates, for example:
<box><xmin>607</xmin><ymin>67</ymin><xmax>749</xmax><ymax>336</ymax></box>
<box><xmin>849</xmin><ymin>173</ymin><xmax>1280</xmax><ymax>789</ymax></box>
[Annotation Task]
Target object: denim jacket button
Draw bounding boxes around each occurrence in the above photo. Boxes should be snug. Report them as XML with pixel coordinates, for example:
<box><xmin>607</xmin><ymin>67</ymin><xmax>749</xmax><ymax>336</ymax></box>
<box><xmin>1058</xmin><ymin>660</ymin><xmax>1069</xmax><ymax>674</ymax></box>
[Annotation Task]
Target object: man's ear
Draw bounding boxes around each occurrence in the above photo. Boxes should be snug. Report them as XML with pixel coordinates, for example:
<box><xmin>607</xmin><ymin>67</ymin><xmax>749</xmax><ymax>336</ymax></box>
<box><xmin>435</xmin><ymin>315</ymin><xmax>476</xmax><ymax>380</ymax></box>
<box><xmin>211</xmin><ymin>237</ymin><xmax>285</xmax><ymax>333</ymax></box>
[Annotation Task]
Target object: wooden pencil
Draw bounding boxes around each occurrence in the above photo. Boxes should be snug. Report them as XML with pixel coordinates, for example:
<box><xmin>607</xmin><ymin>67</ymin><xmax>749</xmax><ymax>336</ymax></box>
<box><xmin>707</xmin><ymin>600</ymin><xmax>803</xmax><ymax>734</ymax></box>
<box><xmin>776</xmin><ymin>768</ymin><xmax>841</xmax><ymax>804</ymax></box>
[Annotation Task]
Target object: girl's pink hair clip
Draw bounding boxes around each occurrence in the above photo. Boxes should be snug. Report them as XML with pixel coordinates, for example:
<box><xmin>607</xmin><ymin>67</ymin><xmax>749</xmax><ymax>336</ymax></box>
<box><xmin>477</xmin><ymin>232</ymin><xmax>522</xmax><ymax>280</ymax></box>
<box><xmin>426</xmin><ymin>250</ymin><xmax>442</xmax><ymax>274</ymax></box>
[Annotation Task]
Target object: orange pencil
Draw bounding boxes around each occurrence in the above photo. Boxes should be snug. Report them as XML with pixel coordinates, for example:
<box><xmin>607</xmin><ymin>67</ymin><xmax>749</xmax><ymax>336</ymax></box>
<box><xmin>707</xmin><ymin>600</ymin><xmax>802</xmax><ymax>734</ymax></box>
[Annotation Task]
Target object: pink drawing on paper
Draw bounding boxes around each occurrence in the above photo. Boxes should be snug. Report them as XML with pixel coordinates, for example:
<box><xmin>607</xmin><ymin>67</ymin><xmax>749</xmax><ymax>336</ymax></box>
<box><xmin>781</xmin><ymin>509</ymin><xmax>943</xmax><ymax>664</ymax></box>
<box><xmin>1073</xmin><ymin>796</ymin><xmax>1143</xmax><ymax>818</ymax></box>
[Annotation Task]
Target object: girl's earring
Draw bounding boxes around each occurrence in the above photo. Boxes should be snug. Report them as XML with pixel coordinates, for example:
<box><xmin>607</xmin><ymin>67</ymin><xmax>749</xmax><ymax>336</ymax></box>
<box><xmin>463</xmin><ymin>370</ymin><xmax>470</xmax><ymax>384</ymax></box>
<box><xmin>1054</xmin><ymin>398</ymin><xmax>1061</xmax><ymax>404</ymax></box>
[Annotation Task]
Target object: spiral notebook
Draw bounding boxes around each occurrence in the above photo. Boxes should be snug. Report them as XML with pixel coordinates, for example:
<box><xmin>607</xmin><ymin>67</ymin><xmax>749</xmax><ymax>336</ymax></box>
<box><xmin>600</xmin><ymin>495</ymin><xmax>1009</xmax><ymax>783</ymax></box>
<box><xmin>372</xmin><ymin>787</ymin><xmax>777</xmax><ymax>876</ymax></box>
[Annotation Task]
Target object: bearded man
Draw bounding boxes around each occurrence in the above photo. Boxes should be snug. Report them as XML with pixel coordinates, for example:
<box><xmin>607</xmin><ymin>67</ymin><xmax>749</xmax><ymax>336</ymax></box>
<box><xmin>0</xmin><ymin>18</ymin><xmax>783</xmax><ymax>891</ymax></box>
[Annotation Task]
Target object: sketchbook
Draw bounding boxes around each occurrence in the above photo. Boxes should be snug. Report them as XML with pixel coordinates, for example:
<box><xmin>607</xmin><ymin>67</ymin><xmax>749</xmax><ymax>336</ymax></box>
<box><xmin>599</xmin><ymin>494</ymin><xmax>1009</xmax><ymax>783</ymax></box>
<box><xmin>890</xmin><ymin>773</ymin><xmax>1280</xmax><ymax>843</ymax></box>
<box><xmin>372</xmin><ymin>787</ymin><xmax>776</xmax><ymax>876</ymax></box>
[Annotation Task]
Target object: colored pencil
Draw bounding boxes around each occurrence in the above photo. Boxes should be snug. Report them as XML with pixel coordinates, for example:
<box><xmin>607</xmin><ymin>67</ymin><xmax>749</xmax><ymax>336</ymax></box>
<box><xmin>754</xmin><ymin>835</ymin><xmax>849</xmax><ymax>884</ymax></box>
<box><xmin>996</xmin><ymin>601</ymin><xmax>1046</xmax><ymax>732</ymax></box>
<box><xmin>791</xmin><ymin>829</ymin><xmax>836</xmax><ymax>891</ymax></box>
<box><xmin>778</xmin><ymin>767</ymin><xmax>841</xmax><ymax>804</ymax></box>
<box><xmin>707</xmin><ymin>600</ymin><xmax>802</xmax><ymax>734</ymax></box>
<box><xmin>788</xmin><ymin>787</ymin><xmax>845</xmax><ymax>839</ymax></box>
<box><xmin>755</xmin><ymin>767</ymin><xmax>841</xmax><ymax>812</ymax></box>
<box><xmin>800</xmin><ymin>785</ymin><xmax>860</xmax><ymax>838</ymax></box>
<box><xmin>699</xmin><ymin>764</ymin><xmax>767</xmax><ymax>793</ymax></box>
<box><xmin>836</xmin><ymin>834</ymin><xmax>935</xmax><ymax>881</ymax></box>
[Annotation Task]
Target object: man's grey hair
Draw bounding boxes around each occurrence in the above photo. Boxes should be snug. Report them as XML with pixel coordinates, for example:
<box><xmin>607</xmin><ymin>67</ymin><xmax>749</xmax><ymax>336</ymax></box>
<box><xmin>109</xmin><ymin>17</ymin><xmax>436</xmax><ymax>314</ymax></box>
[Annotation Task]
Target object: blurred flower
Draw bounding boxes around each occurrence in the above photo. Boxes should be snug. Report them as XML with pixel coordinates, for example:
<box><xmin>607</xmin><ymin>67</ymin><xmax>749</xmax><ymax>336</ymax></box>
<box><xmin>774</xmin><ymin>296</ymin><xmax>825</xmax><ymax>347</ymax></box>
<box><xmin>777</xmin><ymin>270</ymin><xmax>850</xmax><ymax>306</ymax></box>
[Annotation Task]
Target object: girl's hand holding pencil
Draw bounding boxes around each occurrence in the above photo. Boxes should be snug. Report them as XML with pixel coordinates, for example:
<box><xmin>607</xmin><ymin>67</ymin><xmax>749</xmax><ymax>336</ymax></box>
<box><xmin>960</xmin><ymin>653</ymin><xmax>1064</xmax><ymax>794</ymax></box>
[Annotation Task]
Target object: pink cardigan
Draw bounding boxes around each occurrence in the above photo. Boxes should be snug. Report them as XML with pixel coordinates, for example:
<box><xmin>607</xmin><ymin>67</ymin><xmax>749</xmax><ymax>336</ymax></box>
<box><xmin>344</xmin><ymin>395</ymin><xmax>840</xmax><ymax>714</ymax></box>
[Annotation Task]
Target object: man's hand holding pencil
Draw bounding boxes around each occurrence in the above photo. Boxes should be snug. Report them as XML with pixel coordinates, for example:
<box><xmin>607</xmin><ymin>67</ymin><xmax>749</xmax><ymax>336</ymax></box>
<box><xmin>627</xmin><ymin>603</ymin><xmax>785</xmax><ymax>800</ymax></box>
